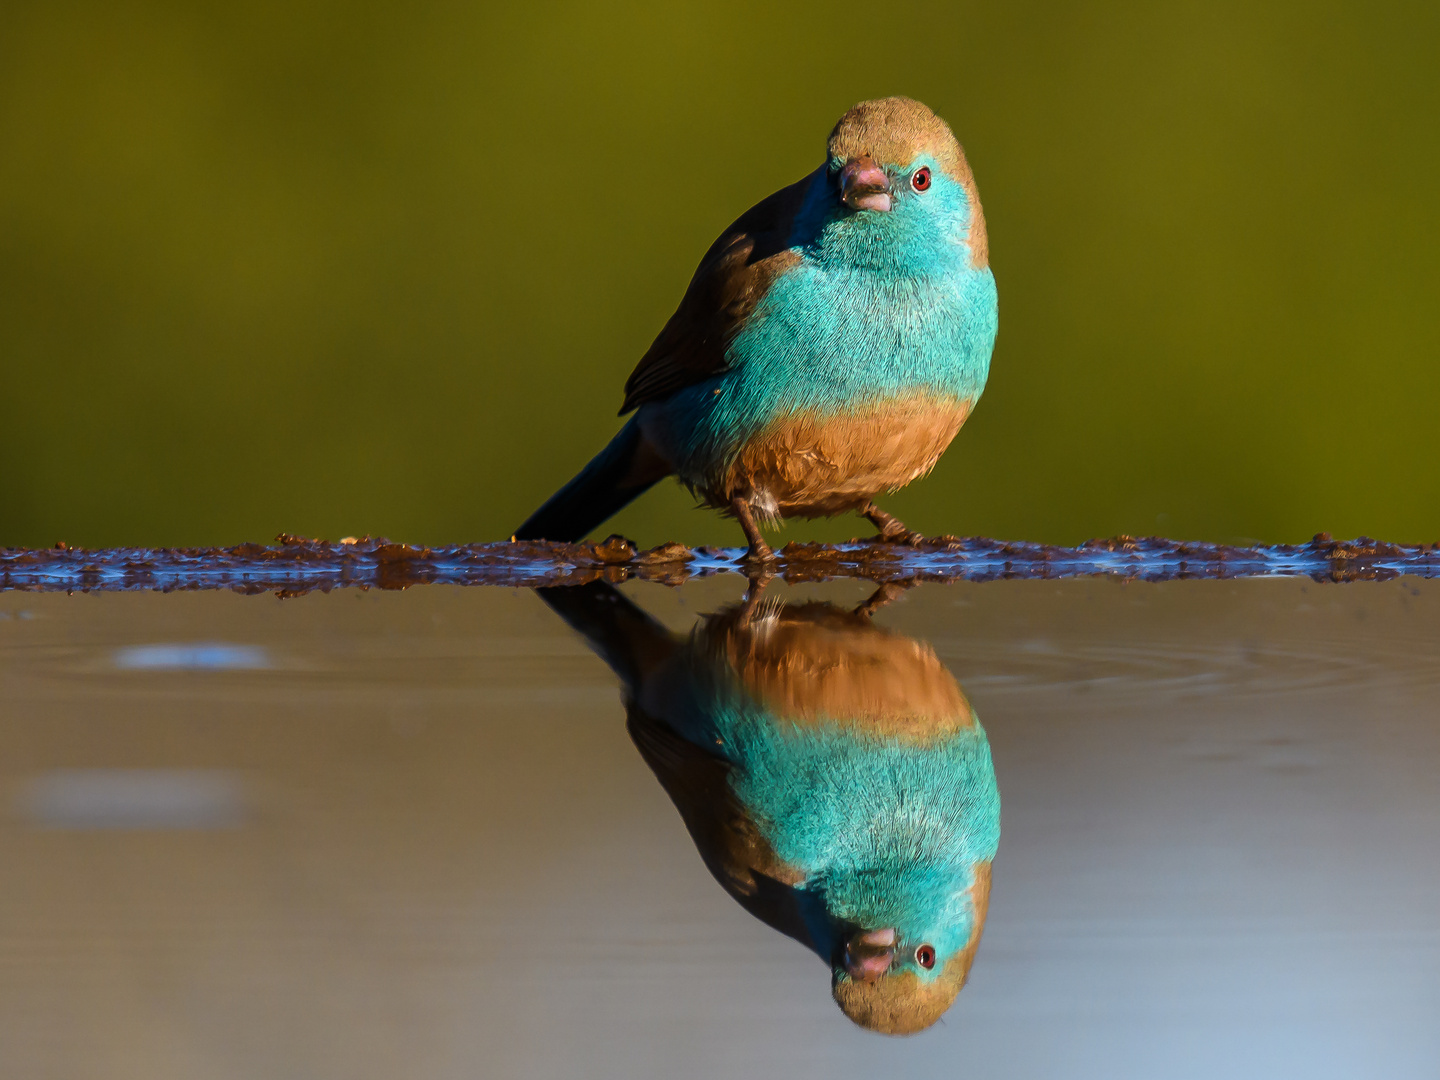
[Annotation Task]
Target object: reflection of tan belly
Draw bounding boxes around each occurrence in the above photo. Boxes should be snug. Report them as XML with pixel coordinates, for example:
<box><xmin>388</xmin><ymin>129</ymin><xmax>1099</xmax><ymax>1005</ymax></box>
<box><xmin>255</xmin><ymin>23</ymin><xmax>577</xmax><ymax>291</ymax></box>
<box><xmin>703</xmin><ymin>395</ymin><xmax>972</xmax><ymax>518</ymax></box>
<box><xmin>723</xmin><ymin>605</ymin><xmax>976</xmax><ymax>741</ymax></box>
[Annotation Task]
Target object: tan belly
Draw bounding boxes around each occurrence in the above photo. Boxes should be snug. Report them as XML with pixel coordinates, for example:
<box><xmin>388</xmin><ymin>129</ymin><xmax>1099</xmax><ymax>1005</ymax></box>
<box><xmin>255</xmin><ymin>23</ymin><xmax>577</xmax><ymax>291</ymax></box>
<box><xmin>703</xmin><ymin>395</ymin><xmax>971</xmax><ymax>519</ymax></box>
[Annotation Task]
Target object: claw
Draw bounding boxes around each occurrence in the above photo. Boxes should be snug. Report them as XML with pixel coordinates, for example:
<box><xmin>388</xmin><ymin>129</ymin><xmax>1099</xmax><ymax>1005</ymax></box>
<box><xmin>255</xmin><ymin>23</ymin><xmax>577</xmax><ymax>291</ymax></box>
<box><xmin>732</xmin><ymin>496</ymin><xmax>776</xmax><ymax>564</ymax></box>
<box><xmin>853</xmin><ymin>580</ymin><xmax>915</xmax><ymax>618</ymax></box>
<box><xmin>860</xmin><ymin>503</ymin><xmax>926</xmax><ymax>547</ymax></box>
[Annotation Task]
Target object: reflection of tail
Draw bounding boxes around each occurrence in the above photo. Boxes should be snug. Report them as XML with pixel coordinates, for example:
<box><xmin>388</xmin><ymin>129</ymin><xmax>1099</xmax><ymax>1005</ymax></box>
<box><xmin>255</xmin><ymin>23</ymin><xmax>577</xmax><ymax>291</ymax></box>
<box><xmin>535</xmin><ymin>581</ymin><xmax>675</xmax><ymax>691</ymax></box>
<box><xmin>515</xmin><ymin>417</ymin><xmax>669</xmax><ymax>542</ymax></box>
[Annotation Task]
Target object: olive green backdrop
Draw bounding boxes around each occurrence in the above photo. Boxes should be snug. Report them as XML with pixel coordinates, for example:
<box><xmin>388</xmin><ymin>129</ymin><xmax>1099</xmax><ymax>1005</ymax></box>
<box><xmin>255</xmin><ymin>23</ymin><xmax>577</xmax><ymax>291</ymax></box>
<box><xmin>2</xmin><ymin>3</ymin><xmax>1437</xmax><ymax>549</ymax></box>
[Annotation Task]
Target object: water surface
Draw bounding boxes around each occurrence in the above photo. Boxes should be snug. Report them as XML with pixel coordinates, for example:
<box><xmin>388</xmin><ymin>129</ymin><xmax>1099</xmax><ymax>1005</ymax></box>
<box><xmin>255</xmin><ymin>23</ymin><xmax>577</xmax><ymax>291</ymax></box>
<box><xmin>1</xmin><ymin>577</ymin><xmax>1436</xmax><ymax>1077</ymax></box>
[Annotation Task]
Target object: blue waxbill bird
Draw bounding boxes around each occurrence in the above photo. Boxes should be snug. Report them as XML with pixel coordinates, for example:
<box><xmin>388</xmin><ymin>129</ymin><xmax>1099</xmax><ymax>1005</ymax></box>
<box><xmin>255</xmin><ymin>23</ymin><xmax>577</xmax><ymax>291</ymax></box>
<box><xmin>516</xmin><ymin>97</ymin><xmax>997</xmax><ymax>558</ymax></box>
<box><xmin>538</xmin><ymin>582</ymin><xmax>1000</xmax><ymax>1034</ymax></box>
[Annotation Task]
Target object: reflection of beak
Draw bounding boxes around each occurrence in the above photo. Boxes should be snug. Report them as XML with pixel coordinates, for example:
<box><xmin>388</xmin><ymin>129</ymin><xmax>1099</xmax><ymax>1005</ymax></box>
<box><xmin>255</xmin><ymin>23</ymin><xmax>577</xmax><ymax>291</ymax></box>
<box><xmin>843</xmin><ymin>927</ymin><xmax>896</xmax><ymax>982</ymax></box>
<box><xmin>839</xmin><ymin>155</ymin><xmax>892</xmax><ymax>212</ymax></box>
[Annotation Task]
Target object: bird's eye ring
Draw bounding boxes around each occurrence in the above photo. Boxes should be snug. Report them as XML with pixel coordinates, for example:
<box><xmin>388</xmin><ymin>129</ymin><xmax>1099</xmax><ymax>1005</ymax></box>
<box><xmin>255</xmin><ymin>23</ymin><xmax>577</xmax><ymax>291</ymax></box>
<box><xmin>911</xmin><ymin>167</ymin><xmax>932</xmax><ymax>192</ymax></box>
<box><xmin>915</xmin><ymin>944</ymin><xmax>936</xmax><ymax>969</ymax></box>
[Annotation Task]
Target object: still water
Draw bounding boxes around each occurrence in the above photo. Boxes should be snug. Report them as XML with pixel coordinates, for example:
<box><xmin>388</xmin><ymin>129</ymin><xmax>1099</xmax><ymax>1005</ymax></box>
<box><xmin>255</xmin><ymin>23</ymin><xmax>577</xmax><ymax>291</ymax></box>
<box><xmin>1</xmin><ymin>576</ymin><xmax>1437</xmax><ymax>1077</ymax></box>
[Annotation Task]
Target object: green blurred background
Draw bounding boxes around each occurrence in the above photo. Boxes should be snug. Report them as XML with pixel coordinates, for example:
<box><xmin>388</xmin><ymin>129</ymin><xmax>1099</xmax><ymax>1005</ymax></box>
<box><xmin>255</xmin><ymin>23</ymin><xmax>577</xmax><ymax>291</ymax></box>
<box><xmin>2</xmin><ymin>2</ymin><xmax>1437</xmax><ymax>549</ymax></box>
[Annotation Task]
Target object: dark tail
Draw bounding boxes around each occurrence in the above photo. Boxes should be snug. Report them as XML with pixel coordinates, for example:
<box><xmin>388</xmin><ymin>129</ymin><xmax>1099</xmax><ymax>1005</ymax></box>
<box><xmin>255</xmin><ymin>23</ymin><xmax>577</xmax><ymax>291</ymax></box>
<box><xmin>535</xmin><ymin>581</ymin><xmax>676</xmax><ymax>691</ymax></box>
<box><xmin>514</xmin><ymin>417</ymin><xmax>669</xmax><ymax>541</ymax></box>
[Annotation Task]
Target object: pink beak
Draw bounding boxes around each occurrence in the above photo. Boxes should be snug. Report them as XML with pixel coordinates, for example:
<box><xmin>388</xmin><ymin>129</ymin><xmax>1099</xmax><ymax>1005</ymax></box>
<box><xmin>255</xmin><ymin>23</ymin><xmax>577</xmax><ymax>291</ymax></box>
<box><xmin>839</xmin><ymin>156</ymin><xmax>893</xmax><ymax>212</ymax></box>
<box><xmin>843</xmin><ymin>927</ymin><xmax>897</xmax><ymax>982</ymax></box>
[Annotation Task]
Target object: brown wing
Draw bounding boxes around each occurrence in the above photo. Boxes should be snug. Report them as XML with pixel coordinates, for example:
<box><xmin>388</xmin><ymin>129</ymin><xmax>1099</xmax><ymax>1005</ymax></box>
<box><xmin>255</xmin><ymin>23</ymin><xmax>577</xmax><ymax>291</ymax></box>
<box><xmin>625</xmin><ymin>702</ymin><xmax>814</xmax><ymax>947</ymax></box>
<box><xmin>618</xmin><ymin>167</ymin><xmax>822</xmax><ymax>415</ymax></box>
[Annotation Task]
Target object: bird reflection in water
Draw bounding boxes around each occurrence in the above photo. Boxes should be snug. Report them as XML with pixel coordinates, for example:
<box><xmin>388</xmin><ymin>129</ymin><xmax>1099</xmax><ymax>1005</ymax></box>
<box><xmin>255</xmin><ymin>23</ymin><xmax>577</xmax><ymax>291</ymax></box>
<box><xmin>539</xmin><ymin>581</ymin><xmax>999</xmax><ymax>1035</ymax></box>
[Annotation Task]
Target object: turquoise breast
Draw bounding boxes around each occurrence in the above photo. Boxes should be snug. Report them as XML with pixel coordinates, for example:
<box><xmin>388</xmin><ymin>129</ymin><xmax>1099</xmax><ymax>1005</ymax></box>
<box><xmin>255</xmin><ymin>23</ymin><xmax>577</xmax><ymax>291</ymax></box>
<box><xmin>720</xmin><ymin>704</ymin><xmax>1001</xmax><ymax>974</ymax></box>
<box><xmin>653</xmin><ymin>246</ymin><xmax>997</xmax><ymax>487</ymax></box>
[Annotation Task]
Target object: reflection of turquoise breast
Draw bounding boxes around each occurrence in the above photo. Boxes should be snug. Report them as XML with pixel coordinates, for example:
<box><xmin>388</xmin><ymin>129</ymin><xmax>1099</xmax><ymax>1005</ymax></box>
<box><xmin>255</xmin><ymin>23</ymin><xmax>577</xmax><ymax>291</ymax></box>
<box><xmin>714</xmin><ymin>700</ymin><xmax>1001</xmax><ymax>961</ymax></box>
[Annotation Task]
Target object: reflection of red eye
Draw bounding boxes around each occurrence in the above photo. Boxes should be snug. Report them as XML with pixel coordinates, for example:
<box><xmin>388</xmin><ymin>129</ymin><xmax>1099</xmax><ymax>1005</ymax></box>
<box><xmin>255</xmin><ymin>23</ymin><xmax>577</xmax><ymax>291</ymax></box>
<box><xmin>916</xmin><ymin>945</ymin><xmax>936</xmax><ymax>969</ymax></box>
<box><xmin>911</xmin><ymin>167</ymin><xmax>932</xmax><ymax>192</ymax></box>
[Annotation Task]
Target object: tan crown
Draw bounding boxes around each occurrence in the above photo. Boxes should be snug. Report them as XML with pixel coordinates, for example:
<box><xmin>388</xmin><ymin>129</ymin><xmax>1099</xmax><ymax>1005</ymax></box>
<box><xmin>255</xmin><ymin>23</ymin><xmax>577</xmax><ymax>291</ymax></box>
<box><xmin>827</xmin><ymin>96</ymin><xmax>988</xmax><ymax>267</ymax></box>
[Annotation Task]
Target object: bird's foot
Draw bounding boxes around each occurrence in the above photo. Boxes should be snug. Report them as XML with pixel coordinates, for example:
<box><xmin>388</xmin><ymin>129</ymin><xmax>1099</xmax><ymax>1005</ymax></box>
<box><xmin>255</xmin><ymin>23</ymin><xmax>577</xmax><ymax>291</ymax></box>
<box><xmin>735</xmin><ymin>572</ymin><xmax>777</xmax><ymax>627</ymax></box>
<box><xmin>739</xmin><ymin>543</ymin><xmax>776</xmax><ymax>595</ymax></box>
<box><xmin>732</xmin><ymin>496</ymin><xmax>777</xmax><ymax>565</ymax></box>
<box><xmin>738</xmin><ymin>548</ymin><xmax>777</xmax><ymax>606</ymax></box>
<box><xmin>853</xmin><ymin>580</ymin><xmax>916</xmax><ymax>618</ymax></box>
<box><xmin>741</xmin><ymin>538</ymin><xmax>776</xmax><ymax>562</ymax></box>
<box><xmin>860</xmin><ymin>503</ymin><xmax>926</xmax><ymax>547</ymax></box>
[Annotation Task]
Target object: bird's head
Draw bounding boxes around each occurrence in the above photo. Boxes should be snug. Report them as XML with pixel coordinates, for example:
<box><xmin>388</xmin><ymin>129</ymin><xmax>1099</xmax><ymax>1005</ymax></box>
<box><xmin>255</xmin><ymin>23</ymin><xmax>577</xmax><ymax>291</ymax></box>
<box><xmin>819</xmin><ymin>96</ymin><xmax>988</xmax><ymax>270</ymax></box>
<box><xmin>830</xmin><ymin>862</ymin><xmax>993</xmax><ymax>1036</ymax></box>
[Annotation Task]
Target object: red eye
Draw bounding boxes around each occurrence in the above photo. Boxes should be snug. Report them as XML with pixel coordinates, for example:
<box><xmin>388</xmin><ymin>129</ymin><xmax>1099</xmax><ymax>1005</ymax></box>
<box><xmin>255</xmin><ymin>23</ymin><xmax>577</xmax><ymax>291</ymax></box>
<box><xmin>915</xmin><ymin>945</ymin><xmax>936</xmax><ymax>969</ymax></box>
<box><xmin>911</xmin><ymin>167</ymin><xmax>932</xmax><ymax>192</ymax></box>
